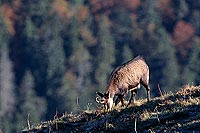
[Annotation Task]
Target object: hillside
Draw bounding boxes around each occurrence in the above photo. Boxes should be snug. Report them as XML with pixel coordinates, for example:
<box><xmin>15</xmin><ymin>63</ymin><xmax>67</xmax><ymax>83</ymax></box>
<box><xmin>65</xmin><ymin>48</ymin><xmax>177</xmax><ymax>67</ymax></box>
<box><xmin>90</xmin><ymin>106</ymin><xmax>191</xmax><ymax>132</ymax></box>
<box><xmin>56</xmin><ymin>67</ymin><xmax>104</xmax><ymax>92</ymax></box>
<box><xmin>20</xmin><ymin>85</ymin><xmax>200</xmax><ymax>133</ymax></box>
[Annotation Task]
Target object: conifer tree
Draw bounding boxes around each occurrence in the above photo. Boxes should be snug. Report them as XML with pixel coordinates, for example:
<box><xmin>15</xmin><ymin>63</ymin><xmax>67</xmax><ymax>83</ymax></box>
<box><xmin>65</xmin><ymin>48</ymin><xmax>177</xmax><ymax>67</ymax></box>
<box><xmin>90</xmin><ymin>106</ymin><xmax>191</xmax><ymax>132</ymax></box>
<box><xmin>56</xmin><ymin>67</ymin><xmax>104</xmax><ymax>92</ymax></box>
<box><xmin>182</xmin><ymin>38</ymin><xmax>200</xmax><ymax>85</ymax></box>
<box><xmin>0</xmin><ymin>11</ymin><xmax>16</xmax><ymax>133</ymax></box>
<box><xmin>0</xmin><ymin>45</ymin><xmax>16</xmax><ymax>117</ymax></box>
<box><xmin>190</xmin><ymin>9</ymin><xmax>200</xmax><ymax>36</ymax></box>
<box><xmin>42</xmin><ymin>14</ymin><xmax>66</xmax><ymax>92</ymax></box>
<box><xmin>109</xmin><ymin>7</ymin><xmax>133</xmax><ymax>64</ymax></box>
<box><xmin>16</xmin><ymin>71</ymin><xmax>47</xmax><ymax>131</ymax></box>
<box><xmin>0</xmin><ymin>46</ymin><xmax>16</xmax><ymax>133</ymax></box>
<box><xmin>62</xmin><ymin>2</ymin><xmax>97</xmax><ymax>109</ymax></box>
<box><xmin>67</xmin><ymin>14</ymin><xmax>92</xmax><ymax>108</ymax></box>
<box><xmin>95</xmin><ymin>15</ymin><xmax>116</xmax><ymax>91</ymax></box>
<box><xmin>38</xmin><ymin>8</ymin><xmax>69</xmax><ymax>116</ymax></box>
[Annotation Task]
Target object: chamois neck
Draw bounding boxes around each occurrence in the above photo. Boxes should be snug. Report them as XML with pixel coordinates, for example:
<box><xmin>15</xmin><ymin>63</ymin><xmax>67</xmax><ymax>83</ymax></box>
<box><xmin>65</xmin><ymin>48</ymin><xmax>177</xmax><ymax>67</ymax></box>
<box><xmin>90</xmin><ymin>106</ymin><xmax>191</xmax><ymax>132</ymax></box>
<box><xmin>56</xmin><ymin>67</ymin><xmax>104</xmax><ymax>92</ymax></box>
<box><xmin>106</xmin><ymin>85</ymin><xmax>116</xmax><ymax>98</ymax></box>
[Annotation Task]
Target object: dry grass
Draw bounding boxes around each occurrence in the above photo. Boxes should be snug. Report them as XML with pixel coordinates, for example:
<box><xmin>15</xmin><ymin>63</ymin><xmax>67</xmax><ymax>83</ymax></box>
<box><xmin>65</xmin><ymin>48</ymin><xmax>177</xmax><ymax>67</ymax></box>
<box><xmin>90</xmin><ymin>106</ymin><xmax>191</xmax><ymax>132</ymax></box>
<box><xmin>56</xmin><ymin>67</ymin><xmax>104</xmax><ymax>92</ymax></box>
<box><xmin>20</xmin><ymin>85</ymin><xmax>200</xmax><ymax>133</ymax></box>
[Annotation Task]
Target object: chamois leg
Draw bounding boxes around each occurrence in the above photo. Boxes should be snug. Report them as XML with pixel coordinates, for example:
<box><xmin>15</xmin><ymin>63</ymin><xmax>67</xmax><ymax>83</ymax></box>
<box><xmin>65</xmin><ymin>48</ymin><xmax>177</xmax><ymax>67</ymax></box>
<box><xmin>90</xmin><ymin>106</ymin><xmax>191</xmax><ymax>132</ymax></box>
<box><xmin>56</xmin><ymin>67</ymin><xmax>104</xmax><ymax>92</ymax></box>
<box><xmin>141</xmin><ymin>82</ymin><xmax>150</xmax><ymax>102</ymax></box>
<box><xmin>141</xmin><ymin>73</ymin><xmax>151</xmax><ymax>102</ymax></box>
<box><xmin>147</xmin><ymin>85</ymin><xmax>150</xmax><ymax>102</ymax></box>
<box><xmin>127</xmin><ymin>89</ymin><xmax>137</xmax><ymax>107</ymax></box>
<box><xmin>115</xmin><ymin>94</ymin><xmax>124</xmax><ymax>107</ymax></box>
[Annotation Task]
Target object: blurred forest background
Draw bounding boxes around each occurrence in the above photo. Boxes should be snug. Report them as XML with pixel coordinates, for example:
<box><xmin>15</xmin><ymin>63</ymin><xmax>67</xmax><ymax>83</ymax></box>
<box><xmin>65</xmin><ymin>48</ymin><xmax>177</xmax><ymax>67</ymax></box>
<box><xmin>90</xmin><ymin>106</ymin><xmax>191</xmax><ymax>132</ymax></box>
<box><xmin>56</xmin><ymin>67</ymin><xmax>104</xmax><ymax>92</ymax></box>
<box><xmin>0</xmin><ymin>0</ymin><xmax>199</xmax><ymax>132</ymax></box>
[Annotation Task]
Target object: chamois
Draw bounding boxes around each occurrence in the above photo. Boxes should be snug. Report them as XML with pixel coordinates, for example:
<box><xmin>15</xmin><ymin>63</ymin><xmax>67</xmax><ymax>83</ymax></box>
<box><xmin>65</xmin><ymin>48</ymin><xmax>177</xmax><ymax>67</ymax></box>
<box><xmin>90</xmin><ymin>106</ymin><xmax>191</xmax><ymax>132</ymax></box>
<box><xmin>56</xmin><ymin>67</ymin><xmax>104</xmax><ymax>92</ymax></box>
<box><xmin>96</xmin><ymin>56</ymin><xmax>150</xmax><ymax>110</ymax></box>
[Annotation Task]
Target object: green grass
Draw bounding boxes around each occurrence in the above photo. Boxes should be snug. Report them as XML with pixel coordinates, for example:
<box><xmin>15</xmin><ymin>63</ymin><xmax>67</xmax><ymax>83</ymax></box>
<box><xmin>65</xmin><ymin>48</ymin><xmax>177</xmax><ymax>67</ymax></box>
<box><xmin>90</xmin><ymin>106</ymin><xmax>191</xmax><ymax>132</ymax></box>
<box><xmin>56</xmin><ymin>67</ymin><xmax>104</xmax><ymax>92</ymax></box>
<box><xmin>20</xmin><ymin>85</ymin><xmax>200</xmax><ymax>133</ymax></box>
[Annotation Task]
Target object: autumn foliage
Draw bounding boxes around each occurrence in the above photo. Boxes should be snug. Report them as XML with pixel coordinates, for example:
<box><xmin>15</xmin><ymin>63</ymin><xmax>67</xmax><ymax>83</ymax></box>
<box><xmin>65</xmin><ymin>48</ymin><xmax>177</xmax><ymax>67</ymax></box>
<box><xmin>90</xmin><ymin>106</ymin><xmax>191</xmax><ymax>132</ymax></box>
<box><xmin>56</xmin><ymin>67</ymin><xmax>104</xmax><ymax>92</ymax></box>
<box><xmin>173</xmin><ymin>20</ymin><xmax>195</xmax><ymax>57</ymax></box>
<box><xmin>1</xmin><ymin>4</ymin><xmax>16</xmax><ymax>35</ymax></box>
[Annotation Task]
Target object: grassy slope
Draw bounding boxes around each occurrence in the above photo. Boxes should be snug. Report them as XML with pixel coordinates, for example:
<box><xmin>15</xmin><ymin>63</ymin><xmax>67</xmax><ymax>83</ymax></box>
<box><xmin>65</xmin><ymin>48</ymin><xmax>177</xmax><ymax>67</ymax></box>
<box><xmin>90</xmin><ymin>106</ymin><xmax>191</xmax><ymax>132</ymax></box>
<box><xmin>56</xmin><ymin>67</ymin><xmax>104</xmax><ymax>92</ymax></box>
<box><xmin>21</xmin><ymin>85</ymin><xmax>200</xmax><ymax>133</ymax></box>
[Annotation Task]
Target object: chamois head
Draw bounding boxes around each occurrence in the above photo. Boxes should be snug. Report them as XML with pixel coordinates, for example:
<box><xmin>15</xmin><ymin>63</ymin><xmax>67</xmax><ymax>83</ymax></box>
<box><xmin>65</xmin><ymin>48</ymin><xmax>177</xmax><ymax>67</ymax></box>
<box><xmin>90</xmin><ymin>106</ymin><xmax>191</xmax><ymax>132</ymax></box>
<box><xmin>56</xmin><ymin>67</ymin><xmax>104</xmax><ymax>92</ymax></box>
<box><xmin>96</xmin><ymin>92</ymin><xmax>113</xmax><ymax>110</ymax></box>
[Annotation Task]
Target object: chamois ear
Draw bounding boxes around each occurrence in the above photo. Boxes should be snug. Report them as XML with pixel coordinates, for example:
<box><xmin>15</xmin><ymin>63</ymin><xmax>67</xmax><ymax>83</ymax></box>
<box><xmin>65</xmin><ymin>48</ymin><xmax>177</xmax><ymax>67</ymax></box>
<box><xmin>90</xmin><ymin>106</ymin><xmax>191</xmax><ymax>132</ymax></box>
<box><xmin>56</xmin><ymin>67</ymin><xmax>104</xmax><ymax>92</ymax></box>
<box><xmin>96</xmin><ymin>92</ymin><xmax>104</xmax><ymax>97</ymax></box>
